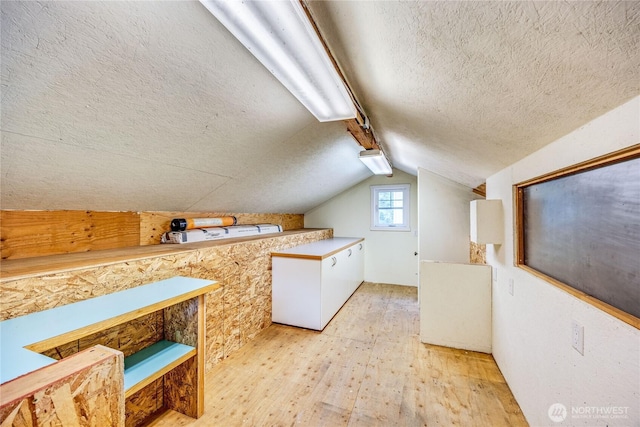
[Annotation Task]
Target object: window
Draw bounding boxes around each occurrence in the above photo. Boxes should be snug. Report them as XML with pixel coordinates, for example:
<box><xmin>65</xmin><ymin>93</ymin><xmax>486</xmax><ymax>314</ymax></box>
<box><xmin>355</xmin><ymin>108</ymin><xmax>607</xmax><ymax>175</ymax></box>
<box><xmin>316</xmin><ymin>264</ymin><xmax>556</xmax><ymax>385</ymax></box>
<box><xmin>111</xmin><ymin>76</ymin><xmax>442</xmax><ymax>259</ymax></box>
<box><xmin>371</xmin><ymin>184</ymin><xmax>410</xmax><ymax>231</ymax></box>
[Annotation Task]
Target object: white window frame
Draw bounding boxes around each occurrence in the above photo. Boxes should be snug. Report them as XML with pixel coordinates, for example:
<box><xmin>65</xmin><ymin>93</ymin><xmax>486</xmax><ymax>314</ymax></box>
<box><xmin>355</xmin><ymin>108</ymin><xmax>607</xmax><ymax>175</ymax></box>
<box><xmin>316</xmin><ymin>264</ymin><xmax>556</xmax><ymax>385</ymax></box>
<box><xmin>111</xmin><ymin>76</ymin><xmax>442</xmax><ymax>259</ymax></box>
<box><xmin>370</xmin><ymin>184</ymin><xmax>411</xmax><ymax>231</ymax></box>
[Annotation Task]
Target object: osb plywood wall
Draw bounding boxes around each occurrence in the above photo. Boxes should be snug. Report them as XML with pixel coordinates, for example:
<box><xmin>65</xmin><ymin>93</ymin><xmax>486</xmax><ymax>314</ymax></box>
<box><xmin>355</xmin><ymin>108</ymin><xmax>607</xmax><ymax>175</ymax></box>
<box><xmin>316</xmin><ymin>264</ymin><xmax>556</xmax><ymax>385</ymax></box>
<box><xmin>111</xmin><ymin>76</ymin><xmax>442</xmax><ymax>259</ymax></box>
<box><xmin>0</xmin><ymin>346</ymin><xmax>125</xmax><ymax>427</ymax></box>
<box><xmin>470</xmin><ymin>240</ymin><xmax>486</xmax><ymax>264</ymax></box>
<box><xmin>0</xmin><ymin>210</ymin><xmax>305</xmax><ymax>260</ymax></box>
<box><xmin>140</xmin><ymin>211</ymin><xmax>304</xmax><ymax>245</ymax></box>
<box><xmin>41</xmin><ymin>311</ymin><xmax>164</xmax><ymax>361</ymax></box>
<box><xmin>0</xmin><ymin>229</ymin><xmax>332</xmax><ymax>374</ymax></box>
<box><xmin>125</xmin><ymin>378</ymin><xmax>164</xmax><ymax>427</ymax></box>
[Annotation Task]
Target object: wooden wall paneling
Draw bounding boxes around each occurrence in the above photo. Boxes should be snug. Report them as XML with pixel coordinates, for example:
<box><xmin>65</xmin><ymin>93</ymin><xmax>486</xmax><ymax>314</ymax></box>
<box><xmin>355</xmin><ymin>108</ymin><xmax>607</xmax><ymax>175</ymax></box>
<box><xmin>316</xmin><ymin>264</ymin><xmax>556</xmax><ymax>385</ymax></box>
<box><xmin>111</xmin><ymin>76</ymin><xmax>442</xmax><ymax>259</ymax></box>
<box><xmin>164</xmin><ymin>298</ymin><xmax>198</xmax><ymax>347</ymax></box>
<box><xmin>1</xmin><ymin>210</ymin><xmax>140</xmax><ymax>260</ymax></box>
<box><xmin>164</xmin><ymin>294</ymin><xmax>205</xmax><ymax>418</ymax></box>
<box><xmin>233</xmin><ymin>213</ymin><xmax>304</xmax><ymax>230</ymax></box>
<box><xmin>0</xmin><ymin>210</ymin><xmax>304</xmax><ymax>259</ymax></box>
<box><xmin>470</xmin><ymin>240</ymin><xmax>486</xmax><ymax>264</ymax></box>
<box><xmin>163</xmin><ymin>357</ymin><xmax>198</xmax><ymax>418</ymax></box>
<box><xmin>237</xmin><ymin>241</ymin><xmax>273</xmax><ymax>344</ymax></box>
<box><xmin>0</xmin><ymin>229</ymin><xmax>333</xmax><ymax>374</ymax></box>
<box><xmin>278</xmin><ymin>213</ymin><xmax>305</xmax><ymax>231</ymax></box>
<box><xmin>0</xmin><ymin>229</ymin><xmax>321</xmax><ymax>281</ymax></box>
<box><xmin>124</xmin><ymin>378</ymin><xmax>164</xmax><ymax>427</ymax></box>
<box><xmin>223</xmin><ymin>303</ymin><xmax>242</xmax><ymax>359</ymax></box>
<box><xmin>205</xmin><ymin>288</ymin><xmax>225</xmax><ymax>370</ymax></box>
<box><xmin>36</xmin><ymin>313</ymin><xmax>165</xmax><ymax>427</ymax></box>
<box><xmin>41</xmin><ymin>340</ymin><xmax>80</xmax><ymax>360</ymax></box>
<box><xmin>0</xmin><ymin>345</ymin><xmax>125</xmax><ymax>427</ymax></box>
<box><xmin>196</xmin><ymin>295</ymin><xmax>206</xmax><ymax>417</ymax></box>
<box><xmin>0</xmin><ymin>251</ymin><xmax>198</xmax><ymax>321</ymax></box>
<box><xmin>139</xmin><ymin>211</ymin><xmax>304</xmax><ymax>245</ymax></box>
<box><xmin>39</xmin><ymin>311</ymin><xmax>163</xmax><ymax>362</ymax></box>
<box><xmin>78</xmin><ymin>311</ymin><xmax>164</xmax><ymax>357</ymax></box>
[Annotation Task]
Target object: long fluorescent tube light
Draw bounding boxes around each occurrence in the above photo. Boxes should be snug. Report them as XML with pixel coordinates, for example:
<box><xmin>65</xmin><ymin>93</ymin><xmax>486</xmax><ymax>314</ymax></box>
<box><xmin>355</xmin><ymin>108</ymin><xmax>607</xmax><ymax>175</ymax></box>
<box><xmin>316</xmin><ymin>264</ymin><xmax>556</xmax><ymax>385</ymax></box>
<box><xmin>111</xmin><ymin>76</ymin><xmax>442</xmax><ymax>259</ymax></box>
<box><xmin>359</xmin><ymin>149</ymin><xmax>392</xmax><ymax>175</ymax></box>
<box><xmin>200</xmin><ymin>0</ymin><xmax>357</xmax><ymax>122</ymax></box>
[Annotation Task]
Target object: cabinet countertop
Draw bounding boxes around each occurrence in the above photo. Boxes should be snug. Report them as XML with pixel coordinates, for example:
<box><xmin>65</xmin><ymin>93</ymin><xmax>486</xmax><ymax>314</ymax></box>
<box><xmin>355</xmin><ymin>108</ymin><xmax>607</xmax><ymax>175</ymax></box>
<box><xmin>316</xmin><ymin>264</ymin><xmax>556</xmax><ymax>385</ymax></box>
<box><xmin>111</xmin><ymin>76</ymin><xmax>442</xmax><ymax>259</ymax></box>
<box><xmin>271</xmin><ymin>237</ymin><xmax>364</xmax><ymax>260</ymax></box>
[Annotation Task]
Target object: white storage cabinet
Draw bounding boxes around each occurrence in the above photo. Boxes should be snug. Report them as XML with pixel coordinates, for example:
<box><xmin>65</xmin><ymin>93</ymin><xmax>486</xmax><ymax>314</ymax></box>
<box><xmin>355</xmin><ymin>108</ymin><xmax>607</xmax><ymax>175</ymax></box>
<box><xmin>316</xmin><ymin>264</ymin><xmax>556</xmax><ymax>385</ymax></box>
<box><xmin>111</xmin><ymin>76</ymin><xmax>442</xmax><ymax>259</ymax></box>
<box><xmin>271</xmin><ymin>237</ymin><xmax>364</xmax><ymax>330</ymax></box>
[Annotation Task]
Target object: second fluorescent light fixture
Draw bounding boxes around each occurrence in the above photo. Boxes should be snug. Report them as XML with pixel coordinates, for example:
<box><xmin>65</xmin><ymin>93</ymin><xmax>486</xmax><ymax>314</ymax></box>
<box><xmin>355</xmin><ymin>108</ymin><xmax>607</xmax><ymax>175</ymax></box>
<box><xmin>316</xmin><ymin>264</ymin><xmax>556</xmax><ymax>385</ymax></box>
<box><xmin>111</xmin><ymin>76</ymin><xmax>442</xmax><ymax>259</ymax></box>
<box><xmin>359</xmin><ymin>149</ymin><xmax>392</xmax><ymax>175</ymax></box>
<box><xmin>200</xmin><ymin>0</ymin><xmax>357</xmax><ymax>122</ymax></box>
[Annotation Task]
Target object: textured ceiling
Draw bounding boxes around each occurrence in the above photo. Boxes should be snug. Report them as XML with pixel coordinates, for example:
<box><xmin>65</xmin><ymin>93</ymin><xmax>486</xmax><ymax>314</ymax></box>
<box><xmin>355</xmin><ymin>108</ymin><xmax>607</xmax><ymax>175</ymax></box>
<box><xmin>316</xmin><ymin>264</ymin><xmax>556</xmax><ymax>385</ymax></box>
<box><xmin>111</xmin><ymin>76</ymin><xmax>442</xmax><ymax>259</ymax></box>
<box><xmin>307</xmin><ymin>0</ymin><xmax>640</xmax><ymax>187</ymax></box>
<box><xmin>1</xmin><ymin>1</ymin><xmax>638</xmax><ymax>214</ymax></box>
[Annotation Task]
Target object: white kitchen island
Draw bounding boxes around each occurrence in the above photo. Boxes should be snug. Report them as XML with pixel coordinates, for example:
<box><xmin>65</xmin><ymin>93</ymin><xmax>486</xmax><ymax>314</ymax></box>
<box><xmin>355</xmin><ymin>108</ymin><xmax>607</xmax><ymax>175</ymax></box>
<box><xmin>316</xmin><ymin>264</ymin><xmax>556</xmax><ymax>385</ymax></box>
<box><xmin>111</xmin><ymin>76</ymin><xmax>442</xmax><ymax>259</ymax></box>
<box><xmin>271</xmin><ymin>237</ymin><xmax>364</xmax><ymax>330</ymax></box>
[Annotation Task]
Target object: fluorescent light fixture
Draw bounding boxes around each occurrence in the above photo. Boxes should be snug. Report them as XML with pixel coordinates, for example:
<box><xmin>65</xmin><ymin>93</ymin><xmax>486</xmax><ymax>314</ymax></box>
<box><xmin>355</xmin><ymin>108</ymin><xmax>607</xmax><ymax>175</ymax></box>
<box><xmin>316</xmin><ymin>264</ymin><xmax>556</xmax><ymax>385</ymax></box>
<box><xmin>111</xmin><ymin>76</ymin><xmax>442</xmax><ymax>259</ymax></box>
<box><xmin>200</xmin><ymin>0</ymin><xmax>357</xmax><ymax>122</ymax></box>
<box><xmin>359</xmin><ymin>149</ymin><xmax>392</xmax><ymax>175</ymax></box>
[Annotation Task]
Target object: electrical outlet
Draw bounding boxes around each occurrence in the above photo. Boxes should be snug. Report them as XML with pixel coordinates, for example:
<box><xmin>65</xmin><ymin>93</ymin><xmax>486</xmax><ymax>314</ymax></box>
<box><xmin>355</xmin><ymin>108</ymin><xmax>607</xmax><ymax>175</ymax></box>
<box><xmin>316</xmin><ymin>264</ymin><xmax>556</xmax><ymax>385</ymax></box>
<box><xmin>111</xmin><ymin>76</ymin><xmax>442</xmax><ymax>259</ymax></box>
<box><xmin>572</xmin><ymin>321</ymin><xmax>584</xmax><ymax>355</ymax></box>
<box><xmin>508</xmin><ymin>278</ymin><xmax>514</xmax><ymax>296</ymax></box>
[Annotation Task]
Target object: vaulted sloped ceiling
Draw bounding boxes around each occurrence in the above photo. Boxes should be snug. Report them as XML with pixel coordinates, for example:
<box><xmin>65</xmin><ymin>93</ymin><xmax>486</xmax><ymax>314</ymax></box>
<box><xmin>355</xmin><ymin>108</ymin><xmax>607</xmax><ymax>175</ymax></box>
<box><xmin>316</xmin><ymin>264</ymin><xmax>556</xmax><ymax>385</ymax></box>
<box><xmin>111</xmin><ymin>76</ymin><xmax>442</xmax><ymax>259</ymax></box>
<box><xmin>0</xmin><ymin>1</ymin><xmax>370</xmax><ymax>213</ymax></box>
<box><xmin>307</xmin><ymin>0</ymin><xmax>640</xmax><ymax>187</ymax></box>
<box><xmin>1</xmin><ymin>1</ymin><xmax>638</xmax><ymax>214</ymax></box>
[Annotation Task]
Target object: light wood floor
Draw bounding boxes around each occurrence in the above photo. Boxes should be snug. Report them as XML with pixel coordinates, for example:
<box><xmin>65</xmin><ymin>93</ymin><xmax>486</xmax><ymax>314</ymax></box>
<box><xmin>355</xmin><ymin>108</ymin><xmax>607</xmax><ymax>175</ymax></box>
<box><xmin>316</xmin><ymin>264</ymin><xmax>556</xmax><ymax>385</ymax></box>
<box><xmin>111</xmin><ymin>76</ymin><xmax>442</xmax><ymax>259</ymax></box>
<box><xmin>150</xmin><ymin>282</ymin><xmax>528</xmax><ymax>426</ymax></box>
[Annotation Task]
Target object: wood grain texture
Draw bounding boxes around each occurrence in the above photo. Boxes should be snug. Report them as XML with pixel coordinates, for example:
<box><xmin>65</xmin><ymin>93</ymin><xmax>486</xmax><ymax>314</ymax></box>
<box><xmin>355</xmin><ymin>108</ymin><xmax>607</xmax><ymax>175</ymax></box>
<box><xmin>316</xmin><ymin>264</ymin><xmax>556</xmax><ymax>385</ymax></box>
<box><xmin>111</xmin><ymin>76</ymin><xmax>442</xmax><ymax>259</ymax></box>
<box><xmin>163</xmin><ymin>296</ymin><xmax>204</xmax><ymax>417</ymax></box>
<box><xmin>1</xmin><ymin>210</ymin><xmax>140</xmax><ymax>260</ymax></box>
<box><xmin>473</xmin><ymin>182</ymin><xmax>487</xmax><ymax>197</ymax></box>
<box><xmin>124</xmin><ymin>347</ymin><xmax>196</xmax><ymax>399</ymax></box>
<box><xmin>165</xmin><ymin>299</ymin><xmax>198</xmax><ymax>347</ymax></box>
<box><xmin>147</xmin><ymin>283</ymin><xmax>527</xmax><ymax>427</ymax></box>
<box><xmin>0</xmin><ymin>210</ymin><xmax>305</xmax><ymax>260</ymax></box>
<box><xmin>0</xmin><ymin>229</ymin><xmax>332</xmax><ymax>376</ymax></box>
<box><xmin>125</xmin><ymin>378</ymin><xmax>164</xmax><ymax>427</ymax></box>
<box><xmin>344</xmin><ymin>119</ymin><xmax>380</xmax><ymax>150</ymax></box>
<box><xmin>470</xmin><ymin>240</ymin><xmax>486</xmax><ymax>264</ymax></box>
<box><xmin>164</xmin><ymin>357</ymin><xmax>198</xmax><ymax>418</ymax></box>
<box><xmin>42</xmin><ymin>311</ymin><xmax>164</xmax><ymax>360</ymax></box>
<box><xmin>24</xmin><ymin>284</ymin><xmax>217</xmax><ymax>354</ymax></box>
<box><xmin>0</xmin><ymin>345</ymin><xmax>124</xmax><ymax>427</ymax></box>
<box><xmin>139</xmin><ymin>211</ymin><xmax>304</xmax><ymax>245</ymax></box>
<box><xmin>1</xmin><ymin>229</ymin><xmax>326</xmax><ymax>281</ymax></box>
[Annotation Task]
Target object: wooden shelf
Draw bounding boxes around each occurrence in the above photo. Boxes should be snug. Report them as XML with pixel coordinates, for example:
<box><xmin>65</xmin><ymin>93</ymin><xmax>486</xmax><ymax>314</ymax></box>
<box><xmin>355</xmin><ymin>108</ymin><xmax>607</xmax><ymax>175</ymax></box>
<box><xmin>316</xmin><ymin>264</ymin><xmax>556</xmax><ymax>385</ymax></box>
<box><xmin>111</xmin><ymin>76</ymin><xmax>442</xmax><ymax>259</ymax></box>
<box><xmin>0</xmin><ymin>276</ymin><xmax>217</xmax><ymax>384</ymax></box>
<box><xmin>0</xmin><ymin>229</ymin><xmax>327</xmax><ymax>282</ymax></box>
<box><xmin>1</xmin><ymin>276</ymin><xmax>214</xmax><ymax>424</ymax></box>
<box><xmin>124</xmin><ymin>340</ymin><xmax>196</xmax><ymax>398</ymax></box>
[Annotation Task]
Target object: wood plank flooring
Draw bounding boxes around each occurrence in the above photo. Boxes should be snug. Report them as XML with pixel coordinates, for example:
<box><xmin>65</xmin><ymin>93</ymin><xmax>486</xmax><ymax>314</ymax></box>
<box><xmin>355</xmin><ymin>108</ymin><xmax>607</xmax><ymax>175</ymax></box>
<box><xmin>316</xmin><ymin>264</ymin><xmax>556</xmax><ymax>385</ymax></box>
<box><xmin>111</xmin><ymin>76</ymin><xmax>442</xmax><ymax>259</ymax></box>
<box><xmin>150</xmin><ymin>282</ymin><xmax>528</xmax><ymax>426</ymax></box>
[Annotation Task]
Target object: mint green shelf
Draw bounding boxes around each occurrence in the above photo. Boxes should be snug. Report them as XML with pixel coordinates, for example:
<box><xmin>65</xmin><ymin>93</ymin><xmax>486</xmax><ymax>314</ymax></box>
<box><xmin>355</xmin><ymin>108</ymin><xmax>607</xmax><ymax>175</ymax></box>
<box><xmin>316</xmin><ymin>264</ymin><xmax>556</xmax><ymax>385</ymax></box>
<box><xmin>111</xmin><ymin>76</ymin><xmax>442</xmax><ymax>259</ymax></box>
<box><xmin>124</xmin><ymin>340</ymin><xmax>195</xmax><ymax>395</ymax></box>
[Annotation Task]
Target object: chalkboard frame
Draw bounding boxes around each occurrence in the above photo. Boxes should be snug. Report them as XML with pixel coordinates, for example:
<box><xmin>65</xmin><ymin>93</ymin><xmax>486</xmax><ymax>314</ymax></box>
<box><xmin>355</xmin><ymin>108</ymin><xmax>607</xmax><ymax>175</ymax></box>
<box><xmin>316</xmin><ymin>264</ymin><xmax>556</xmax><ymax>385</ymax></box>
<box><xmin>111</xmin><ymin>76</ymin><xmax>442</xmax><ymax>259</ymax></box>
<box><xmin>515</xmin><ymin>144</ymin><xmax>640</xmax><ymax>329</ymax></box>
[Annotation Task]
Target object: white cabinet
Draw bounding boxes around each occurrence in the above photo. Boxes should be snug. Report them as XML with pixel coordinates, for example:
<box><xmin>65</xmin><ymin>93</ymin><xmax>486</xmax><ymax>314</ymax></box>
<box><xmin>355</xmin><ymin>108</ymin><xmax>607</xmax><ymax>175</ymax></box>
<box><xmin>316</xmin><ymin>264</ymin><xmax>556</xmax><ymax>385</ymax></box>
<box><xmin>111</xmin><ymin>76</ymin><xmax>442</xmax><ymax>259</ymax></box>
<box><xmin>272</xmin><ymin>237</ymin><xmax>364</xmax><ymax>330</ymax></box>
<box><xmin>470</xmin><ymin>199</ymin><xmax>503</xmax><ymax>244</ymax></box>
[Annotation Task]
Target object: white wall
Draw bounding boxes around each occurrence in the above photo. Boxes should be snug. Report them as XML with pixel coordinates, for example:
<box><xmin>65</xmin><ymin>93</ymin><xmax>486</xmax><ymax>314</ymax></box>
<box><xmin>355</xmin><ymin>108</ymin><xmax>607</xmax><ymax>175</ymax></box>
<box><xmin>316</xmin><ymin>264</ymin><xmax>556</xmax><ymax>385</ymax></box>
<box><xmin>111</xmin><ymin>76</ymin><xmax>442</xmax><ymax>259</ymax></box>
<box><xmin>420</xmin><ymin>261</ymin><xmax>492</xmax><ymax>353</ymax></box>
<box><xmin>417</xmin><ymin>168</ymin><xmax>479</xmax><ymax>263</ymax></box>
<box><xmin>488</xmin><ymin>96</ymin><xmax>640</xmax><ymax>426</ymax></box>
<box><xmin>305</xmin><ymin>169</ymin><xmax>418</xmax><ymax>286</ymax></box>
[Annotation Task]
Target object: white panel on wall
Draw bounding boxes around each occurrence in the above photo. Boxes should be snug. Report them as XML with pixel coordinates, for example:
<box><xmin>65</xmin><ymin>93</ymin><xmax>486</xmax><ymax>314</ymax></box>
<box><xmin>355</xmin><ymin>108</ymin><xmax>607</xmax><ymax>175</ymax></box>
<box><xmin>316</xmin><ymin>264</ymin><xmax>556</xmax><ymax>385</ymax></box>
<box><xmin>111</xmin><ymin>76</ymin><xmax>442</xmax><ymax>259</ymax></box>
<box><xmin>417</xmin><ymin>168</ymin><xmax>480</xmax><ymax>263</ymax></box>
<box><xmin>420</xmin><ymin>261</ymin><xmax>492</xmax><ymax>353</ymax></box>
<box><xmin>470</xmin><ymin>199</ymin><xmax>503</xmax><ymax>244</ymax></box>
<box><xmin>487</xmin><ymin>96</ymin><xmax>640</xmax><ymax>426</ymax></box>
<box><xmin>304</xmin><ymin>169</ymin><xmax>418</xmax><ymax>286</ymax></box>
